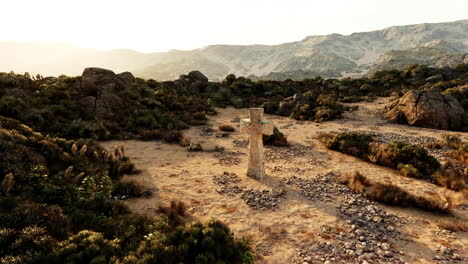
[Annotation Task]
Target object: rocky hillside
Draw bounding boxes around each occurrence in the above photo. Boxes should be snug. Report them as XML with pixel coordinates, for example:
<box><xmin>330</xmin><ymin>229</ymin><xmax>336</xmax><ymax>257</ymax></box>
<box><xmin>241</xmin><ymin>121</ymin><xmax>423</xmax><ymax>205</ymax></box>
<box><xmin>0</xmin><ymin>19</ymin><xmax>467</xmax><ymax>81</ymax></box>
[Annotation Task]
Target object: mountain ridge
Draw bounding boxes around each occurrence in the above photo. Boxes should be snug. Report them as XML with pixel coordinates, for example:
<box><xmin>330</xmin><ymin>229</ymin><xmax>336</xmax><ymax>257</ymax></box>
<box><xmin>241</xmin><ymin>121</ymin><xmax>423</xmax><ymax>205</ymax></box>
<box><xmin>1</xmin><ymin>19</ymin><xmax>467</xmax><ymax>80</ymax></box>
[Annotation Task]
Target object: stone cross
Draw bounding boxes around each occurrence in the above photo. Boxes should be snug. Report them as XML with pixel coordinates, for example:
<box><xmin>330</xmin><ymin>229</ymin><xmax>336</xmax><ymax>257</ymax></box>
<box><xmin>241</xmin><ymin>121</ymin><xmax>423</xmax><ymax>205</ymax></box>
<box><xmin>240</xmin><ymin>108</ymin><xmax>274</xmax><ymax>179</ymax></box>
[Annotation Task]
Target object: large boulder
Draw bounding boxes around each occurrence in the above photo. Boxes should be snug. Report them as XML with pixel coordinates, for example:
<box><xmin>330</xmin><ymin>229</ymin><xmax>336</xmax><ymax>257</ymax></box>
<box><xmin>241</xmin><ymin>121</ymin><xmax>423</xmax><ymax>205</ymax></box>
<box><xmin>277</xmin><ymin>97</ymin><xmax>295</xmax><ymax>116</ymax></box>
<box><xmin>187</xmin><ymin>71</ymin><xmax>208</xmax><ymax>83</ymax></box>
<box><xmin>77</xmin><ymin>67</ymin><xmax>135</xmax><ymax>95</ymax></box>
<box><xmin>78</xmin><ymin>92</ymin><xmax>125</xmax><ymax>120</ymax></box>
<box><xmin>383</xmin><ymin>90</ymin><xmax>464</xmax><ymax>130</ymax></box>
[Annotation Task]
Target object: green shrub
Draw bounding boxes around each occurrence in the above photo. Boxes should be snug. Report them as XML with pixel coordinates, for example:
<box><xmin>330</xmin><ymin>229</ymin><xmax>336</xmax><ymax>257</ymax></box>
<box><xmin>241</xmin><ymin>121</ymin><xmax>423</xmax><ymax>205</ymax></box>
<box><xmin>320</xmin><ymin>132</ymin><xmax>373</xmax><ymax>159</ymax></box>
<box><xmin>0</xmin><ymin>226</ymin><xmax>57</xmax><ymax>264</ymax></box>
<box><xmin>373</xmin><ymin>142</ymin><xmax>440</xmax><ymax>178</ymax></box>
<box><xmin>48</xmin><ymin>230</ymin><xmax>120</xmax><ymax>264</ymax></box>
<box><xmin>123</xmin><ymin>220</ymin><xmax>254</xmax><ymax>264</ymax></box>
<box><xmin>398</xmin><ymin>164</ymin><xmax>422</xmax><ymax>178</ymax></box>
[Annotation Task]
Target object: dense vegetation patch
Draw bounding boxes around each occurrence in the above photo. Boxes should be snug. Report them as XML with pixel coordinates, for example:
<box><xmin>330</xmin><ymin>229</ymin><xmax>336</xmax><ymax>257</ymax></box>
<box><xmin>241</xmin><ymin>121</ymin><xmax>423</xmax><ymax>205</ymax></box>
<box><xmin>1</xmin><ymin>63</ymin><xmax>467</xmax><ymax>140</ymax></box>
<box><xmin>0</xmin><ymin>117</ymin><xmax>253</xmax><ymax>264</ymax></box>
<box><xmin>0</xmin><ymin>69</ymin><xmax>213</xmax><ymax>141</ymax></box>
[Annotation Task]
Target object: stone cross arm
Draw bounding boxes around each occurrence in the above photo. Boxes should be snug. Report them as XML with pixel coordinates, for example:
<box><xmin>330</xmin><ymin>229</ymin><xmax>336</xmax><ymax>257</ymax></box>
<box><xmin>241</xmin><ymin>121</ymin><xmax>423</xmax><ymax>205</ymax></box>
<box><xmin>240</xmin><ymin>110</ymin><xmax>274</xmax><ymax>135</ymax></box>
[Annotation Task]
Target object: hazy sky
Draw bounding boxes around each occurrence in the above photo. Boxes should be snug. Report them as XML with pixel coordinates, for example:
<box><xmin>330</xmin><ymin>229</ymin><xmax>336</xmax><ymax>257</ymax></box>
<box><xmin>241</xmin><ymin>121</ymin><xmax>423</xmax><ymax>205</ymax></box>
<box><xmin>2</xmin><ymin>0</ymin><xmax>467</xmax><ymax>53</ymax></box>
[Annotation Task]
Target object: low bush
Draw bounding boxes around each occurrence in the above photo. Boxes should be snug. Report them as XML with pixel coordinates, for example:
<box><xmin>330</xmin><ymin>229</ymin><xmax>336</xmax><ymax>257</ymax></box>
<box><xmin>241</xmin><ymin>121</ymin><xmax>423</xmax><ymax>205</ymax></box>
<box><xmin>371</xmin><ymin>141</ymin><xmax>440</xmax><ymax>178</ymax></box>
<box><xmin>121</xmin><ymin>220</ymin><xmax>254</xmax><ymax>264</ymax></box>
<box><xmin>47</xmin><ymin>230</ymin><xmax>120</xmax><ymax>264</ymax></box>
<box><xmin>263</xmin><ymin>127</ymin><xmax>289</xmax><ymax>147</ymax></box>
<box><xmin>320</xmin><ymin>132</ymin><xmax>373</xmax><ymax>159</ymax></box>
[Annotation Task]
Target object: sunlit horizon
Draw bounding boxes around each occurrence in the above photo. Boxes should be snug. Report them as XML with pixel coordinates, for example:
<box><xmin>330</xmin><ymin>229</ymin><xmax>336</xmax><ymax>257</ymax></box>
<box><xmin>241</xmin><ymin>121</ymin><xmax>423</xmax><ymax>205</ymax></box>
<box><xmin>1</xmin><ymin>0</ymin><xmax>467</xmax><ymax>53</ymax></box>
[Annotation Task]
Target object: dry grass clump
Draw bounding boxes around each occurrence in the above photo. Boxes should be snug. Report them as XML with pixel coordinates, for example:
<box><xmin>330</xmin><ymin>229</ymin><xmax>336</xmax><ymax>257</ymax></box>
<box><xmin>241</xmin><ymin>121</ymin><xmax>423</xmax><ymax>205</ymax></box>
<box><xmin>342</xmin><ymin>171</ymin><xmax>452</xmax><ymax>213</ymax></box>
<box><xmin>441</xmin><ymin>133</ymin><xmax>462</xmax><ymax>149</ymax></box>
<box><xmin>157</xmin><ymin>200</ymin><xmax>188</xmax><ymax>229</ymax></box>
<box><xmin>433</xmin><ymin>133</ymin><xmax>468</xmax><ymax>163</ymax></box>
<box><xmin>112</xmin><ymin>176</ymin><xmax>153</xmax><ymax>198</ymax></box>
<box><xmin>218</xmin><ymin>124</ymin><xmax>235</xmax><ymax>132</ymax></box>
<box><xmin>432</xmin><ymin>165</ymin><xmax>467</xmax><ymax>192</ymax></box>
<box><xmin>447</xmin><ymin>142</ymin><xmax>468</xmax><ymax>164</ymax></box>
<box><xmin>436</xmin><ymin>217</ymin><xmax>468</xmax><ymax>232</ymax></box>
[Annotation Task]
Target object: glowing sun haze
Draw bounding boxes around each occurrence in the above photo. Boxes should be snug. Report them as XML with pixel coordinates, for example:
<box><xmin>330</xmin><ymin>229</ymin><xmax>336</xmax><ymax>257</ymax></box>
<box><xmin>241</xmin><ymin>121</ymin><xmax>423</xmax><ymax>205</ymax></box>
<box><xmin>2</xmin><ymin>0</ymin><xmax>467</xmax><ymax>53</ymax></box>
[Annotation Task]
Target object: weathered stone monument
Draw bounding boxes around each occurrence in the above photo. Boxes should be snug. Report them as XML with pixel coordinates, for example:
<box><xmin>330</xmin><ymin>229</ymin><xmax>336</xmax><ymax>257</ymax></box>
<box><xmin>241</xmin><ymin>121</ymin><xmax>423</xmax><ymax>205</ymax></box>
<box><xmin>240</xmin><ymin>108</ymin><xmax>274</xmax><ymax>179</ymax></box>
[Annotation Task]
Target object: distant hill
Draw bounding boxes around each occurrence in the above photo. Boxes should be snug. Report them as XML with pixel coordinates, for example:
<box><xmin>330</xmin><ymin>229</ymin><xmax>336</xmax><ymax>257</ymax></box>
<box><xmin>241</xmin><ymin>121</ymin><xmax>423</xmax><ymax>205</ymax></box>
<box><xmin>1</xmin><ymin>19</ymin><xmax>467</xmax><ymax>80</ymax></box>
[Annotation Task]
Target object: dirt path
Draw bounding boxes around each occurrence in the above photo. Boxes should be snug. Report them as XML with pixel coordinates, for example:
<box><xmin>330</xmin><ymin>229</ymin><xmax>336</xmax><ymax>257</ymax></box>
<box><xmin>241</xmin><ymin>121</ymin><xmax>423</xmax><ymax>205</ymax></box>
<box><xmin>101</xmin><ymin>98</ymin><xmax>467</xmax><ymax>264</ymax></box>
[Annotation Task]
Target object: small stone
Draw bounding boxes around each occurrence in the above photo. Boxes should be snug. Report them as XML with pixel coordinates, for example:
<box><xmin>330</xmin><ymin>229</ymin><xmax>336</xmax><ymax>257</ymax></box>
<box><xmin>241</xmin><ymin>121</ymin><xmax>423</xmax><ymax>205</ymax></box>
<box><xmin>376</xmin><ymin>249</ymin><xmax>384</xmax><ymax>257</ymax></box>
<box><xmin>381</xmin><ymin>243</ymin><xmax>390</xmax><ymax>251</ymax></box>
<box><xmin>355</xmin><ymin>229</ymin><xmax>363</xmax><ymax>236</ymax></box>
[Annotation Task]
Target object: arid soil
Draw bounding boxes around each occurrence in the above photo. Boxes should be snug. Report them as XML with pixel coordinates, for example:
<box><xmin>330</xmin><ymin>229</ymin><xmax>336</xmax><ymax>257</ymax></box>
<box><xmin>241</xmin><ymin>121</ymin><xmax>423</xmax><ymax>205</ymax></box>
<box><xmin>101</xmin><ymin>97</ymin><xmax>467</xmax><ymax>264</ymax></box>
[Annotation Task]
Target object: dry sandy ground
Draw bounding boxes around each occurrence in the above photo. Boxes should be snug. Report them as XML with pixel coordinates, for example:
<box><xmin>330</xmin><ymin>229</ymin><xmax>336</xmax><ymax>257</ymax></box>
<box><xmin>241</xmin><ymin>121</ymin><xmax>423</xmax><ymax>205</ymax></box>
<box><xmin>101</xmin><ymin>98</ymin><xmax>467</xmax><ymax>264</ymax></box>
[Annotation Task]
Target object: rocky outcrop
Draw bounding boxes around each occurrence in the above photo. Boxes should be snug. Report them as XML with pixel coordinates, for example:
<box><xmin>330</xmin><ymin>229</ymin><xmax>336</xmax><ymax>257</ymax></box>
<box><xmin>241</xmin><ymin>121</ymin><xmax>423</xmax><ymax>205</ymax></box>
<box><xmin>76</xmin><ymin>68</ymin><xmax>132</xmax><ymax>120</ymax></box>
<box><xmin>383</xmin><ymin>90</ymin><xmax>464</xmax><ymax>130</ymax></box>
<box><xmin>79</xmin><ymin>92</ymin><xmax>125</xmax><ymax>120</ymax></box>
<box><xmin>76</xmin><ymin>67</ymin><xmax>135</xmax><ymax>95</ymax></box>
<box><xmin>188</xmin><ymin>70</ymin><xmax>208</xmax><ymax>82</ymax></box>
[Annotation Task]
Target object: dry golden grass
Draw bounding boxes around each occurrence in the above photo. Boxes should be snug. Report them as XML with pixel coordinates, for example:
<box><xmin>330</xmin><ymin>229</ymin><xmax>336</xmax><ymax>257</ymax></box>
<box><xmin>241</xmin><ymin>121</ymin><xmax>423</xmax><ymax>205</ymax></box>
<box><xmin>342</xmin><ymin>171</ymin><xmax>452</xmax><ymax>213</ymax></box>
<box><xmin>436</xmin><ymin>217</ymin><xmax>468</xmax><ymax>232</ymax></box>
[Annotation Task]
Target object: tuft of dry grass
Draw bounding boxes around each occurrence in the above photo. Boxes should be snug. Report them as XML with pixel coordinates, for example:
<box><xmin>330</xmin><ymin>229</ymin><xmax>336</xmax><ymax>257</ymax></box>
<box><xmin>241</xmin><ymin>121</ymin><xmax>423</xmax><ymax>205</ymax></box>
<box><xmin>432</xmin><ymin>166</ymin><xmax>467</xmax><ymax>192</ymax></box>
<box><xmin>342</xmin><ymin>171</ymin><xmax>452</xmax><ymax>213</ymax></box>
<box><xmin>157</xmin><ymin>200</ymin><xmax>188</xmax><ymax>229</ymax></box>
<box><xmin>112</xmin><ymin>176</ymin><xmax>152</xmax><ymax>198</ymax></box>
<box><xmin>436</xmin><ymin>218</ymin><xmax>468</xmax><ymax>232</ymax></box>
<box><xmin>441</xmin><ymin>133</ymin><xmax>462</xmax><ymax>149</ymax></box>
